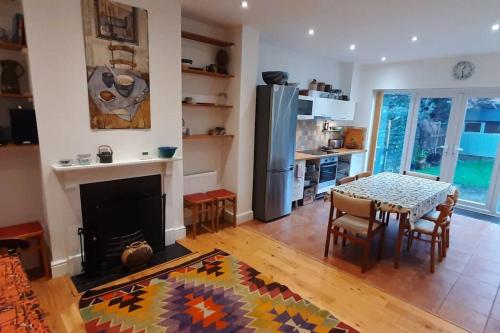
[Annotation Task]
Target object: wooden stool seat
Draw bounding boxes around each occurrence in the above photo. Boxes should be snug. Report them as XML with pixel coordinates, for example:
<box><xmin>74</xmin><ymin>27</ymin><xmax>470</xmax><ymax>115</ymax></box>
<box><xmin>184</xmin><ymin>193</ymin><xmax>216</xmax><ymax>239</ymax></box>
<box><xmin>207</xmin><ymin>189</ymin><xmax>237</xmax><ymax>231</ymax></box>
<box><xmin>0</xmin><ymin>221</ymin><xmax>50</xmax><ymax>279</ymax></box>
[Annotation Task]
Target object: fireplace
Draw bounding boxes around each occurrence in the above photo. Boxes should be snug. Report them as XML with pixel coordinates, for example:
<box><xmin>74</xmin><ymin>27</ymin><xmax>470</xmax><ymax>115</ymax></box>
<box><xmin>79</xmin><ymin>175</ymin><xmax>165</xmax><ymax>276</ymax></box>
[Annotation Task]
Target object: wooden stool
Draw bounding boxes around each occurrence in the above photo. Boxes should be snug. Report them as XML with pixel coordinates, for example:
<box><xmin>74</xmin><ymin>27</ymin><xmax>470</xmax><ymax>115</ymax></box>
<box><xmin>206</xmin><ymin>189</ymin><xmax>237</xmax><ymax>231</ymax></box>
<box><xmin>184</xmin><ymin>193</ymin><xmax>216</xmax><ymax>239</ymax></box>
<box><xmin>0</xmin><ymin>221</ymin><xmax>50</xmax><ymax>279</ymax></box>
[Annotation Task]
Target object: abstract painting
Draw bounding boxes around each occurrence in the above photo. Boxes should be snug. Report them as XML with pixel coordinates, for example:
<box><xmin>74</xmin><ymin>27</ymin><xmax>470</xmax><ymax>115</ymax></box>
<box><xmin>82</xmin><ymin>0</ymin><xmax>150</xmax><ymax>129</ymax></box>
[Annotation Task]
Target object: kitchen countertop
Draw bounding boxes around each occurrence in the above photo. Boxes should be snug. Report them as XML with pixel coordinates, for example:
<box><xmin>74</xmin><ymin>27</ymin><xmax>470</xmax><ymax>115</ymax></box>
<box><xmin>295</xmin><ymin>148</ymin><xmax>367</xmax><ymax>161</ymax></box>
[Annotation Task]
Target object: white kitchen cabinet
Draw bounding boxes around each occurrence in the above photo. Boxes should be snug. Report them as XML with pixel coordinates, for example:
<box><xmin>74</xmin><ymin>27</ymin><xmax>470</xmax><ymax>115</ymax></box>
<box><xmin>348</xmin><ymin>153</ymin><xmax>365</xmax><ymax>177</ymax></box>
<box><xmin>313</xmin><ymin>97</ymin><xmax>356</xmax><ymax>121</ymax></box>
<box><xmin>292</xmin><ymin>160</ymin><xmax>306</xmax><ymax>201</ymax></box>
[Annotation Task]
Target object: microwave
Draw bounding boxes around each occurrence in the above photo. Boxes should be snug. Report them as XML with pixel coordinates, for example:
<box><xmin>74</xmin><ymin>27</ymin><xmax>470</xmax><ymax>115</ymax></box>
<box><xmin>298</xmin><ymin>95</ymin><xmax>314</xmax><ymax>120</ymax></box>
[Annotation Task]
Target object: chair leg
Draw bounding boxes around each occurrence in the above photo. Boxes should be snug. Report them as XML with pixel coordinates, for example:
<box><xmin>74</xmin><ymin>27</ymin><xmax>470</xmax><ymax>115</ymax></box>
<box><xmin>377</xmin><ymin>227</ymin><xmax>385</xmax><ymax>260</ymax></box>
<box><xmin>333</xmin><ymin>227</ymin><xmax>339</xmax><ymax>245</ymax></box>
<box><xmin>192</xmin><ymin>205</ymin><xmax>198</xmax><ymax>240</ymax></box>
<box><xmin>324</xmin><ymin>219</ymin><xmax>334</xmax><ymax>257</ymax></box>
<box><xmin>446</xmin><ymin>227</ymin><xmax>450</xmax><ymax>248</ymax></box>
<box><xmin>407</xmin><ymin>231</ymin><xmax>414</xmax><ymax>251</ymax></box>
<box><xmin>430</xmin><ymin>236</ymin><xmax>436</xmax><ymax>273</ymax></box>
<box><xmin>385</xmin><ymin>212</ymin><xmax>390</xmax><ymax>224</ymax></box>
<box><xmin>215</xmin><ymin>200</ymin><xmax>221</xmax><ymax>232</ymax></box>
<box><xmin>437</xmin><ymin>238</ymin><xmax>443</xmax><ymax>262</ymax></box>
<box><xmin>342</xmin><ymin>230</ymin><xmax>347</xmax><ymax>247</ymax></box>
<box><xmin>362</xmin><ymin>241</ymin><xmax>371</xmax><ymax>273</ymax></box>
<box><xmin>39</xmin><ymin>235</ymin><xmax>50</xmax><ymax>279</ymax></box>
<box><xmin>232</xmin><ymin>197</ymin><xmax>237</xmax><ymax>228</ymax></box>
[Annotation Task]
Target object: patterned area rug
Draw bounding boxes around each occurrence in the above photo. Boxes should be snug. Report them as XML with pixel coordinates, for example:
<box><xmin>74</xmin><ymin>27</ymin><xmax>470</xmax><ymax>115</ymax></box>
<box><xmin>79</xmin><ymin>249</ymin><xmax>358</xmax><ymax>332</ymax></box>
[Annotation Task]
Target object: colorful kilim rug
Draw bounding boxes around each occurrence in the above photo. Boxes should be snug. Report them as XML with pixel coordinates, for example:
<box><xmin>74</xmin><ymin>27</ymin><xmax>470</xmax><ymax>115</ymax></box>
<box><xmin>79</xmin><ymin>249</ymin><xmax>359</xmax><ymax>332</ymax></box>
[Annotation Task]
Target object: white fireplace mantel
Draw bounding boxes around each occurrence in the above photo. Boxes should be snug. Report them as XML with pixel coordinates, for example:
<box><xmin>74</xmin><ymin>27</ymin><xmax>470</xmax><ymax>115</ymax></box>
<box><xmin>52</xmin><ymin>156</ymin><xmax>182</xmax><ymax>172</ymax></box>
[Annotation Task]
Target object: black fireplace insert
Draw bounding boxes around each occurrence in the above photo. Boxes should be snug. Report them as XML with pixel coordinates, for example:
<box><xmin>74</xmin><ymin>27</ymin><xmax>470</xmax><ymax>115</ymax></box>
<box><xmin>79</xmin><ymin>175</ymin><xmax>165</xmax><ymax>276</ymax></box>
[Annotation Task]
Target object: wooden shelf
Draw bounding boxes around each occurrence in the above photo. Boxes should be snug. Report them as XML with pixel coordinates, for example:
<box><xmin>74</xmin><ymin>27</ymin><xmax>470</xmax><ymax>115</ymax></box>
<box><xmin>0</xmin><ymin>143</ymin><xmax>39</xmax><ymax>151</ymax></box>
<box><xmin>0</xmin><ymin>42</ymin><xmax>27</xmax><ymax>52</ymax></box>
<box><xmin>183</xmin><ymin>134</ymin><xmax>234</xmax><ymax>141</ymax></box>
<box><xmin>0</xmin><ymin>93</ymin><xmax>33</xmax><ymax>99</ymax></box>
<box><xmin>182</xmin><ymin>103</ymin><xmax>233</xmax><ymax>109</ymax></box>
<box><xmin>181</xmin><ymin>31</ymin><xmax>234</xmax><ymax>47</ymax></box>
<box><xmin>182</xmin><ymin>68</ymin><xmax>234</xmax><ymax>79</ymax></box>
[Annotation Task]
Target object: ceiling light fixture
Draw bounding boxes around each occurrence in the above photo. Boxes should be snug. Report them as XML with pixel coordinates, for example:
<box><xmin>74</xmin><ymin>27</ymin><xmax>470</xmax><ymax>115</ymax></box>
<box><xmin>308</xmin><ymin>29</ymin><xmax>315</xmax><ymax>36</ymax></box>
<box><xmin>411</xmin><ymin>36</ymin><xmax>418</xmax><ymax>42</ymax></box>
<box><xmin>241</xmin><ymin>0</ymin><xmax>248</xmax><ymax>8</ymax></box>
<box><xmin>349</xmin><ymin>44</ymin><xmax>356</xmax><ymax>50</ymax></box>
<box><xmin>381</xmin><ymin>57</ymin><xmax>387</xmax><ymax>62</ymax></box>
<box><xmin>492</xmin><ymin>24</ymin><xmax>499</xmax><ymax>31</ymax></box>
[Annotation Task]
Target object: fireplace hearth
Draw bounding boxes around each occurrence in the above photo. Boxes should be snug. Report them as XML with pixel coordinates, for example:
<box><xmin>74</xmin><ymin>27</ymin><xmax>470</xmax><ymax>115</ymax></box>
<box><xmin>79</xmin><ymin>175</ymin><xmax>165</xmax><ymax>276</ymax></box>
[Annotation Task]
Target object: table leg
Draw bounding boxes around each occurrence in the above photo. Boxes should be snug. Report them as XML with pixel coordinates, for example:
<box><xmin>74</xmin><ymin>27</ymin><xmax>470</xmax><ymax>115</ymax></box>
<box><xmin>394</xmin><ymin>212</ymin><xmax>408</xmax><ymax>269</ymax></box>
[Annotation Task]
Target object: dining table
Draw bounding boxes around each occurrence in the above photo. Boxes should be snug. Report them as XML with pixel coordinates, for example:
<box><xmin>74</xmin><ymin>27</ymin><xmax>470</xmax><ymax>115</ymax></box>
<box><xmin>332</xmin><ymin>172</ymin><xmax>454</xmax><ymax>268</ymax></box>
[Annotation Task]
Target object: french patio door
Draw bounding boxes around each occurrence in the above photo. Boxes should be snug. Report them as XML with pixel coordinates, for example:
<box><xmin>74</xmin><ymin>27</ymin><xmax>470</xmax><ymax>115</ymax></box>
<box><xmin>401</xmin><ymin>92</ymin><xmax>500</xmax><ymax>215</ymax></box>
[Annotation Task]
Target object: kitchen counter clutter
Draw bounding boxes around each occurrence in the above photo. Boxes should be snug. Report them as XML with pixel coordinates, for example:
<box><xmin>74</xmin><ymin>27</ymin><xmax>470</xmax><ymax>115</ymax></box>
<box><xmin>295</xmin><ymin>148</ymin><xmax>366</xmax><ymax>161</ymax></box>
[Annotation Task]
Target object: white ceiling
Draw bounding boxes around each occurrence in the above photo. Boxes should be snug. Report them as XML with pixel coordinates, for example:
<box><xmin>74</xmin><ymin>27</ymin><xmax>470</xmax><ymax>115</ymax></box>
<box><xmin>180</xmin><ymin>0</ymin><xmax>500</xmax><ymax>63</ymax></box>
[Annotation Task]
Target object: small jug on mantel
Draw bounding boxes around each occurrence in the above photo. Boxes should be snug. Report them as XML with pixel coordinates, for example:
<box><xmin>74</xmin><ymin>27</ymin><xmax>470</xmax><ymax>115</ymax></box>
<box><xmin>97</xmin><ymin>145</ymin><xmax>113</xmax><ymax>163</ymax></box>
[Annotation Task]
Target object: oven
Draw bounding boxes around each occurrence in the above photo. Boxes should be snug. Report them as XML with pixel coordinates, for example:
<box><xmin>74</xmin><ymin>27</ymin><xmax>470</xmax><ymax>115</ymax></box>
<box><xmin>317</xmin><ymin>156</ymin><xmax>338</xmax><ymax>193</ymax></box>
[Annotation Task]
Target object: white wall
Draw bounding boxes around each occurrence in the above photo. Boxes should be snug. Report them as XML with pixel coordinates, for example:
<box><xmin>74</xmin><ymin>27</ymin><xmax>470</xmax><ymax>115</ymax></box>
<box><xmin>23</xmin><ymin>0</ymin><xmax>183</xmax><ymax>276</ymax></box>
<box><xmin>352</xmin><ymin>52</ymin><xmax>500</xmax><ymax>154</ymax></box>
<box><xmin>258</xmin><ymin>42</ymin><xmax>347</xmax><ymax>91</ymax></box>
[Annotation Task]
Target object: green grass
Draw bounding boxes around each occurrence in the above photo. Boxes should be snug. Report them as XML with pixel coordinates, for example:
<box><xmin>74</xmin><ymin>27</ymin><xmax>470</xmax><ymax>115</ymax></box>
<box><xmin>418</xmin><ymin>158</ymin><xmax>494</xmax><ymax>188</ymax></box>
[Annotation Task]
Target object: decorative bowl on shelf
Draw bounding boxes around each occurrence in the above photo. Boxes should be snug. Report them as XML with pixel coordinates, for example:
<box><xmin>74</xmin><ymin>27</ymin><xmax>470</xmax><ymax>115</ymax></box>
<box><xmin>262</xmin><ymin>71</ymin><xmax>288</xmax><ymax>85</ymax></box>
<box><xmin>158</xmin><ymin>146</ymin><xmax>177</xmax><ymax>158</ymax></box>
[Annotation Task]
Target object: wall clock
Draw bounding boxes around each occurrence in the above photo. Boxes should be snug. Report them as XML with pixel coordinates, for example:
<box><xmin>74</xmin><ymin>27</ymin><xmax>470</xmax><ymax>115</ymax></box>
<box><xmin>453</xmin><ymin>61</ymin><xmax>474</xmax><ymax>80</ymax></box>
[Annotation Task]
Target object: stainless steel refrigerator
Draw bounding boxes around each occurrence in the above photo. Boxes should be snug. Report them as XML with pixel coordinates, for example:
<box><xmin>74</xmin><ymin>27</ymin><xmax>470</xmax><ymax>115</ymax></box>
<box><xmin>253</xmin><ymin>84</ymin><xmax>298</xmax><ymax>222</ymax></box>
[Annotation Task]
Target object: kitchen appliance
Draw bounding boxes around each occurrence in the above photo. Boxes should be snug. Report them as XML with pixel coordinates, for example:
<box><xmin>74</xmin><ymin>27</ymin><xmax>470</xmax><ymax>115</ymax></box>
<box><xmin>9</xmin><ymin>108</ymin><xmax>38</xmax><ymax>144</ymax></box>
<box><xmin>253</xmin><ymin>84</ymin><xmax>298</xmax><ymax>221</ymax></box>
<box><xmin>328</xmin><ymin>139</ymin><xmax>344</xmax><ymax>149</ymax></box>
<box><xmin>297</xmin><ymin>95</ymin><xmax>314</xmax><ymax>120</ymax></box>
<box><xmin>97</xmin><ymin>145</ymin><xmax>113</xmax><ymax>163</ymax></box>
<box><xmin>317</xmin><ymin>156</ymin><xmax>338</xmax><ymax>193</ymax></box>
<box><xmin>1</xmin><ymin>60</ymin><xmax>24</xmax><ymax>94</ymax></box>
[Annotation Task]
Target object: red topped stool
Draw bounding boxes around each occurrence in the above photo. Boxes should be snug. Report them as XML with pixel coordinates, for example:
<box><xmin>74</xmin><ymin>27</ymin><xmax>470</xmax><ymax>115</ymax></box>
<box><xmin>0</xmin><ymin>221</ymin><xmax>51</xmax><ymax>279</ymax></box>
<box><xmin>206</xmin><ymin>189</ymin><xmax>237</xmax><ymax>231</ymax></box>
<box><xmin>184</xmin><ymin>193</ymin><xmax>216</xmax><ymax>239</ymax></box>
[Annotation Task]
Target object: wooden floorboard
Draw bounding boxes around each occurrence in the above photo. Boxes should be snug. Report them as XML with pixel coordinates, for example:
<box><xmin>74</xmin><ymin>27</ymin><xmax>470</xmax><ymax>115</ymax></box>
<box><xmin>31</xmin><ymin>227</ymin><xmax>465</xmax><ymax>332</ymax></box>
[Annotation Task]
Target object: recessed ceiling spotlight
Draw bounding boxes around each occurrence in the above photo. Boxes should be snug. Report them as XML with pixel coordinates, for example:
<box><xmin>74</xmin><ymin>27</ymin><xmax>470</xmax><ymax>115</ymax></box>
<box><xmin>241</xmin><ymin>0</ymin><xmax>248</xmax><ymax>8</ymax></box>
<box><xmin>381</xmin><ymin>57</ymin><xmax>387</xmax><ymax>62</ymax></box>
<box><xmin>349</xmin><ymin>44</ymin><xmax>356</xmax><ymax>50</ymax></box>
<box><xmin>308</xmin><ymin>29</ymin><xmax>315</xmax><ymax>36</ymax></box>
<box><xmin>492</xmin><ymin>24</ymin><xmax>499</xmax><ymax>31</ymax></box>
<box><xmin>411</xmin><ymin>36</ymin><xmax>418</xmax><ymax>42</ymax></box>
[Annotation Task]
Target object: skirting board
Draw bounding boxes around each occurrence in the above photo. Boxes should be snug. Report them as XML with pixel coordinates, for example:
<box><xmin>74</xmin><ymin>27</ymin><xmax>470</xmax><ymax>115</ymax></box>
<box><xmin>50</xmin><ymin>226</ymin><xmax>187</xmax><ymax>277</ymax></box>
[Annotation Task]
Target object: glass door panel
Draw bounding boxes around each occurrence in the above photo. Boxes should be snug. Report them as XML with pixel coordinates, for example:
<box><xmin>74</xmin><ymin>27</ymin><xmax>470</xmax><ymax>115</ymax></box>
<box><xmin>373</xmin><ymin>93</ymin><xmax>411</xmax><ymax>174</ymax></box>
<box><xmin>452</xmin><ymin>97</ymin><xmax>500</xmax><ymax>205</ymax></box>
<box><xmin>409</xmin><ymin>97</ymin><xmax>453</xmax><ymax>177</ymax></box>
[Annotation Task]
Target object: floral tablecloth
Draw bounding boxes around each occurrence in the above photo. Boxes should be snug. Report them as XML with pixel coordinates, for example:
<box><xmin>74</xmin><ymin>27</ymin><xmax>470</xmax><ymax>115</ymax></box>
<box><xmin>332</xmin><ymin>172</ymin><xmax>454</xmax><ymax>228</ymax></box>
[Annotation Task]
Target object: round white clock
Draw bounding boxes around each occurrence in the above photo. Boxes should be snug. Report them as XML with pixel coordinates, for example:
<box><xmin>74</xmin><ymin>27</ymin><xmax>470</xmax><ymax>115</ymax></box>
<box><xmin>453</xmin><ymin>61</ymin><xmax>474</xmax><ymax>80</ymax></box>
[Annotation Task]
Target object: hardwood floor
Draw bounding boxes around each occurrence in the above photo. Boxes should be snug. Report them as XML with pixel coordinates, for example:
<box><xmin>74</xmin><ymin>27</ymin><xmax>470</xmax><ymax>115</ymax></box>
<box><xmin>31</xmin><ymin>226</ymin><xmax>463</xmax><ymax>333</ymax></box>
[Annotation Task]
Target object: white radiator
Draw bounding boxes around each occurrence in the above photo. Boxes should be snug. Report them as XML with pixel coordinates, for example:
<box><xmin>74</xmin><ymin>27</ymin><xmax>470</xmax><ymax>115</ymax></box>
<box><xmin>183</xmin><ymin>171</ymin><xmax>218</xmax><ymax>195</ymax></box>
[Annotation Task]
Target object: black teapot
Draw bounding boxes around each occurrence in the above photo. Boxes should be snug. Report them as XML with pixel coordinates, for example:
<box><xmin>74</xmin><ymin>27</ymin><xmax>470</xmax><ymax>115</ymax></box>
<box><xmin>0</xmin><ymin>60</ymin><xmax>24</xmax><ymax>94</ymax></box>
<box><xmin>97</xmin><ymin>145</ymin><xmax>113</xmax><ymax>163</ymax></box>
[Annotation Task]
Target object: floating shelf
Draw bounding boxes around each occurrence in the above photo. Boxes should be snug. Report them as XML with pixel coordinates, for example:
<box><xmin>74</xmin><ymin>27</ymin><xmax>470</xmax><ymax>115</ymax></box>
<box><xmin>181</xmin><ymin>31</ymin><xmax>234</xmax><ymax>47</ymax></box>
<box><xmin>182</xmin><ymin>68</ymin><xmax>234</xmax><ymax>79</ymax></box>
<box><xmin>183</xmin><ymin>134</ymin><xmax>234</xmax><ymax>141</ymax></box>
<box><xmin>0</xmin><ymin>93</ymin><xmax>33</xmax><ymax>99</ymax></box>
<box><xmin>182</xmin><ymin>103</ymin><xmax>233</xmax><ymax>110</ymax></box>
<box><xmin>52</xmin><ymin>156</ymin><xmax>182</xmax><ymax>172</ymax></box>
<box><xmin>0</xmin><ymin>42</ymin><xmax>27</xmax><ymax>52</ymax></box>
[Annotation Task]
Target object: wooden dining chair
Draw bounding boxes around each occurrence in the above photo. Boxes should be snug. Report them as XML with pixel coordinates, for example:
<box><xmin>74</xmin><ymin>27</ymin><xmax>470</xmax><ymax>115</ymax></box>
<box><xmin>355</xmin><ymin>171</ymin><xmax>372</xmax><ymax>180</ymax></box>
<box><xmin>422</xmin><ymin>189</ymin><xmax>459</xmax><ymax>250</ymax></box>
<box><xmin>405</xmin><ymin>203</ymin><xmax>452</xmax><ymax>273</ymax></box>
<box><xmin>324</xmin><ymin>191</ymin><xmax>386</xmax><ymax>273</ymax></box>
<box><xmin>403</xmin><ymin>170</ymin><xmax>440</xmax><ymax>181</ymax></box>
<box><xmin>337</xmin><ymin>176</ymin><xmax>356</xmax><ymax>185</ymax></box>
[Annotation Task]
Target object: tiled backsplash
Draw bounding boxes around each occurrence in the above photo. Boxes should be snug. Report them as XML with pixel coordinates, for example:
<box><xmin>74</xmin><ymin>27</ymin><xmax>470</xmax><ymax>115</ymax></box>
<box><xmin>296</xmin><ymin>119</ymin><xmax>342</xmax><ymax>151</ymax></box>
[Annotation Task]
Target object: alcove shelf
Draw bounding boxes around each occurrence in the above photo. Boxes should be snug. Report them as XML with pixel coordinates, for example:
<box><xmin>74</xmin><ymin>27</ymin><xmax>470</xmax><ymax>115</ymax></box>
<box><xmin>182</xmin><ymin>68</ymin><xmax>234</xmax><ymax>79</ymax></box>
<box><xmin>0</xmin><ymin>93</ymin><xmax>33</xmax><ymax>100</ymax></box>
<box><xmin>182</xmin><ymin>103</ymin><xmax>233</xmax><ymax>110</ymax></box>
<box><xmin>0</xmin><ymin>41</ymin><xmax>27</xmax><ymax>52</ymax></box>
<box><xmin>181</xmin><ymin>31</ymin><xmax>234</xmax><ymax>47</ymax></box>
<box><xmin>183</xmin><ymin>134</ymin><xmax>234</xmax><ymax>141</ymax></box>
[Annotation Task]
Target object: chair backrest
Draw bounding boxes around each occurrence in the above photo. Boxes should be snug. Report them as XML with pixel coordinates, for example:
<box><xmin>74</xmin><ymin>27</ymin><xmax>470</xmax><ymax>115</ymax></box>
<box><xmin>338</xmin><ymin>176</ymin><xmax>356</xmax><ymax>185</ymax></box>
<box><xmin>332</xmin><ymin>191</ymin><xmax>373</xmax><ymax>219</ymax></box>
<box><xmin>435</xmin><ymin>203</ymin><xmax>452</xmax><ymax>226</ymax></box>
<box><xmin>448</xmin><ymin>188</ymin><xmax>460</xmax><ymax>206</ymax></box>
<box><xmin>403</xmin><ymin>170</ymin><xmax>440</xmax><ymax>181</ymax></box>
<box><xmin>355</xmin><ymin>171</ymin><xmax>372</xmax><ymax>180</ymax></box>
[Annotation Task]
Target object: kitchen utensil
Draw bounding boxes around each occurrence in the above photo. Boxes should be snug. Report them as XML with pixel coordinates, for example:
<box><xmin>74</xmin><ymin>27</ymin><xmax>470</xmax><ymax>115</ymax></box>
<box><xmin>317</xmin><ymin>82</ymin><xmax>326</xmax><ymax>91</ymax></box>
<box><xmin>58</xmin><ymin>159</ymin><xmax>74</xmax><ymax>167</ymax></box>
<box><xmin>328</xmin><ymin>139</ymin><xmax>344</xmax><ymax>149</ymax></box>
<box><xmin>262</xmin><ymin>71</ymin><xmax>289</xmax><ymax>85</ymax></box>
<box><xmin>158</xmin><ymin>146</ymin><xmax>177</xmax><ymax>158</ymax></box>
<box><xmin>0</xmin><ymin>60</ymin><xmax>24</xmax><ymax>94</ymax></box>
<box><xmin>205</xmin><ymin>64</ymin><xmax>217</xmax><ymax>72</ymax></box>
<box><xmin>114</xmin><ymin>74</ymin><xmax>135</xmax><ymax>97</ymax></box>
<box><xmin>324</xmin><ymin>84</ymin><xmax>332</xmax><ymax>92</ymax></box>
<box><xmin>97</xmin><ymin>145</ymin><xmax>113</xmax><ymax>163</ymax></box>
<box><xmin>309</xmin><ymin>79</ymin><xmax>317</xmax><ymax>91</ymax></box>
<box><xmin>105</xmin><ymin>64</ymin><xmax>121</xmax><ymax>83</ymax></box>
<box><xmin>77</xmin><ymin>153</ymin><xmax>92</xmax><ymax>165</ymax></box>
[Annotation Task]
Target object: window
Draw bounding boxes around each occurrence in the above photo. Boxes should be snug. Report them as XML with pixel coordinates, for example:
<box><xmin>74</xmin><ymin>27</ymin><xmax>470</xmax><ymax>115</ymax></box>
<box><xmin>464</xmin><ymin>122</ymin><xmax>482</xmax><ymax>133</ymax></box>
<box><xmin>485</xmin><ymin>122</ymin><xmax>500</xmax><ymax>134</ymax></box>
